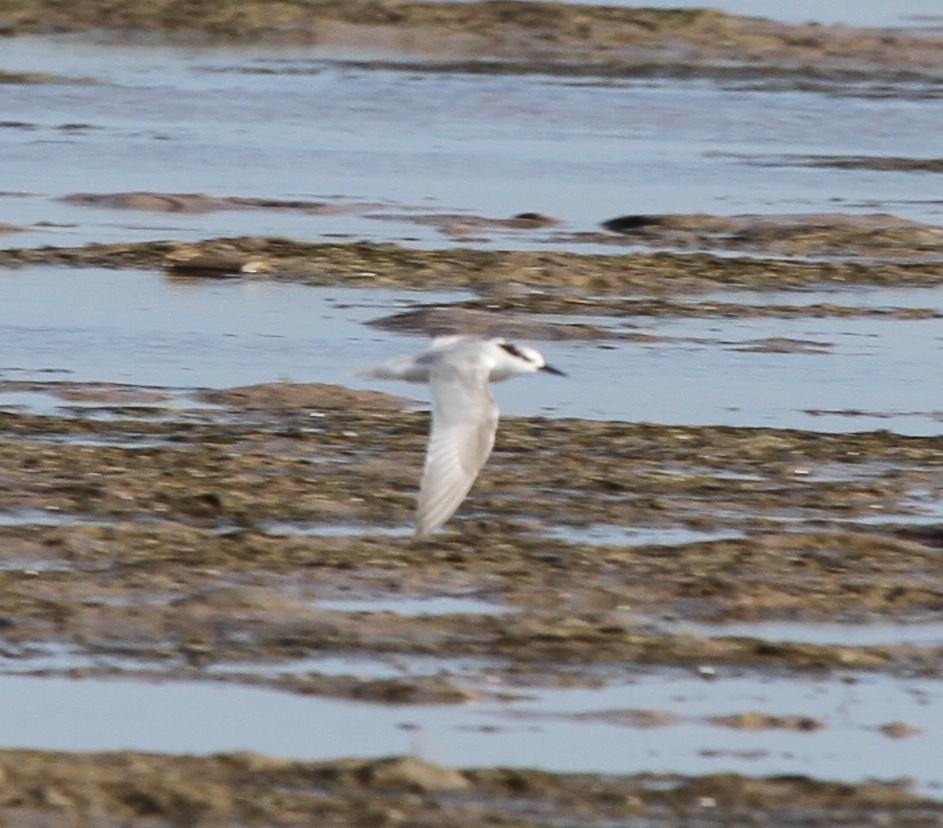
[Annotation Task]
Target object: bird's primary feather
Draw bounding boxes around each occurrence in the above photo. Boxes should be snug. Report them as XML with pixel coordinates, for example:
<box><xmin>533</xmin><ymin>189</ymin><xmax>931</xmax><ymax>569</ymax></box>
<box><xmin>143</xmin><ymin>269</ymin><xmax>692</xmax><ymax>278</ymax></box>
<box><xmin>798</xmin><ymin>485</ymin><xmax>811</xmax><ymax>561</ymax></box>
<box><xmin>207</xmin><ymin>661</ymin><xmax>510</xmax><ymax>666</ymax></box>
<box><xmin>416</xmin><ymin>357</ymin><xmax>499</xmax><ymax>537</ymax></box>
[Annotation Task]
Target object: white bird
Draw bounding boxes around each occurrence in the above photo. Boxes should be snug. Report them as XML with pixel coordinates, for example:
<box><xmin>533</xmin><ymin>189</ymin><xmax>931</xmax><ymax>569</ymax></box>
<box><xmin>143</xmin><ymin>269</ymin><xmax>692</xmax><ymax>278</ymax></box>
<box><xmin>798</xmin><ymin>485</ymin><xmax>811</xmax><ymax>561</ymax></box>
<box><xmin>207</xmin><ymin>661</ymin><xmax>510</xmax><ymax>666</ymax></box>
<box><xmin>361</xmin><ymin>335</ymin><xmax>564</xmax><ymax>537</ymax></box>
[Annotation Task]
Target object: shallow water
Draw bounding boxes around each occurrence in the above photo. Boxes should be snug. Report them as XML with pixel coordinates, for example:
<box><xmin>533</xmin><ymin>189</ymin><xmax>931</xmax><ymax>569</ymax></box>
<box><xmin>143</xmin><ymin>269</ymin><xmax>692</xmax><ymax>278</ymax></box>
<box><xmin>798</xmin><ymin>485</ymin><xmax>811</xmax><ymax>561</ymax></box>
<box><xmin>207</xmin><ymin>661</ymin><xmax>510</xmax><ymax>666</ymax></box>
<box><xmin>0</xmin><ymin>267</ymin><xmax>462</xmax><ymax>390</ymax></box>
<box><xmin>0</xmin><ymin>641</ymin><xmax>494</xmax><ymax>682</ymax></box>
<box><xmin>1</xmin><ymin>35</ymin><xmax>941</xmax><ymax>252</ymax></box>
<box><xmin>1</xmin><ymin>267</ymin><xmax>941</xmax><ymax>433</ymax></box>
<box><xmin>1</xmin><ymin>670</ymin><xmax>940</xmax><ymax>794</ymax></box>
<box><xmin>542</xmin><ymin>524</ymin><xmax>744</xmax><ymax>546</ymax></box>
<box><xmin>0</xmin><ymin>508</ymin><xmax>110</xmax><ymax>529</ymax></box>
<box><xmin>2</xmin><ymin>11</ymin><xmax>943</xmax><ymax>801</ymax></box>
<box><xmin>663</xmin><ymin>618</ymin><xmax>943</xmax><ymax>647</ymax></box>
<box><xmin>314</xmin><ymin>596</ymin><xmax>515</xmax><ymax>617</ymax></box>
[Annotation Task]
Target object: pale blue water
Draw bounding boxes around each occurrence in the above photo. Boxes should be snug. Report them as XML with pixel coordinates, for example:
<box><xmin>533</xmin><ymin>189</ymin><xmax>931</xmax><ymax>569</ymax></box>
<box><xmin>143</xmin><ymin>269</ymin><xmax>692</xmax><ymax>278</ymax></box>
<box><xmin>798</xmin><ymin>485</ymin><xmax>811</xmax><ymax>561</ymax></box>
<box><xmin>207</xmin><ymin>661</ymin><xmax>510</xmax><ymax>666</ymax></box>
<box><xmin>0</xmin><ymin>33</ymin><xmax>940</xmax><ymax>251</ymax></box>
<box><xmin>2</xmin><ymin>11</ymin><xmax>942</xmax><ymax>792</ymax></box>
<box><xmin>0</xmin><ymin>670</ymin><xmax>941</xmax><ymax>795</ymax></box>
<box><xmin>1</xmin><ymin>268</ymin><xmax>942</xmax><ymax>434</ymax></box>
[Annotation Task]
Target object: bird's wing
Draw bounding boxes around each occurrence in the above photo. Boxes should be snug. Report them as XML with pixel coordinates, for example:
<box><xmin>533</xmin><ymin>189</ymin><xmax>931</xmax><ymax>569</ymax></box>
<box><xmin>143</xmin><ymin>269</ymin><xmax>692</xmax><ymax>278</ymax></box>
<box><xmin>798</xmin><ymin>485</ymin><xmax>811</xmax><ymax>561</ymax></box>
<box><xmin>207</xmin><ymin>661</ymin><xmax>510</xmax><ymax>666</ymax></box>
<box><xmin>416</xmin><ymin>358</ymin><xmax>499</xmax><ymax>537</ymax></box>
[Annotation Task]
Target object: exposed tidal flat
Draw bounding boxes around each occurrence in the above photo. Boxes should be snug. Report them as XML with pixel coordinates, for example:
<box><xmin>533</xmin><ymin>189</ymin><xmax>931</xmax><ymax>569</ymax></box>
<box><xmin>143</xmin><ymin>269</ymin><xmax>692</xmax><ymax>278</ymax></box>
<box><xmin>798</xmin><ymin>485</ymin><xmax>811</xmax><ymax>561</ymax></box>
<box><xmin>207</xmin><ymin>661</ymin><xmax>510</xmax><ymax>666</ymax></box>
<box><xmin>1</xmin><ymin>0</ymin><xmax>942</xmax><ymax>74</ymax></box>
<box><xmin>2</xmin><ymin>1</ymin><xmax>943</xmax><ymax>825</ymax></box>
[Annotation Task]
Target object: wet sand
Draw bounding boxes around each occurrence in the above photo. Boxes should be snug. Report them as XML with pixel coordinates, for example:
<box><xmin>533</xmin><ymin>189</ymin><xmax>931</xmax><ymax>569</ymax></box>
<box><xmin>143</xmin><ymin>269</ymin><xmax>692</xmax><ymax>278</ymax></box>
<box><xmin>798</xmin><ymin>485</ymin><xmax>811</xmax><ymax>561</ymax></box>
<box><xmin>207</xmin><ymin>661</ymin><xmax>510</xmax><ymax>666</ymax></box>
<box><xmin>4</xmin><ymin>750</ymin><xmax>940</xmax><ymax>828</ymax></box>
<box><xmin>1</xmin><ymin>273</ymin><xmax>939</xmax><ymax>824</ymax></box>
<box><xmin>2</xmin><ymin>1</ymin><xmax>943</xmax><ymax>825</ymax></box>
<box><xmin>3</xmin><ymin>383</ymin><xmax>943</xmax><ymax>671</ymax></box>
<box><xmin>2</xmin><ymin>0</ymin><xmax>943</xmax><ymax>79</ymax></box>
<box><xmin>3</xmin><ymin>215</ymin><xmax>943</xmax><ymax>292</ymax></box>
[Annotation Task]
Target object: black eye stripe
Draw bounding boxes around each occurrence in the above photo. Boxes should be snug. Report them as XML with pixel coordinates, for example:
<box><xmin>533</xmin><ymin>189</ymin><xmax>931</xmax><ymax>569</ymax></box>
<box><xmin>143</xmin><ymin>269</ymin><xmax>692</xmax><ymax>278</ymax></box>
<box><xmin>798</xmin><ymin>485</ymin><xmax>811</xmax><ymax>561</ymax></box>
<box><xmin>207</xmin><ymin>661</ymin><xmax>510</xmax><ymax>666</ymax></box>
<box><xmin>499</xmin><ymin>343</ymin><xmax>526</xmax><ymax>360</ymax></box>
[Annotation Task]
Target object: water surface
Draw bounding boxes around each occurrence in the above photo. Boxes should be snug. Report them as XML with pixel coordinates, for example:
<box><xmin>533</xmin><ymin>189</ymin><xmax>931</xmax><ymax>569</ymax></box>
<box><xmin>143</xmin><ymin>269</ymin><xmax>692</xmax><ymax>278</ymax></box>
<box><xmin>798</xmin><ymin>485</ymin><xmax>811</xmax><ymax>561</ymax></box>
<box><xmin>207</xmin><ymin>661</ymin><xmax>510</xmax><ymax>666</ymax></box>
<box><xmin>1</xmin><ymin>670</ymin><xmax>940</xmax><ymax>795</ymax></box>
<box><xmin>2</xmin><ymin>267</ymin><xmax>941</xmax><ymax>434</ymax></box>
<box><xmin>1</xmin><ymin>36</ymin><xmax>940</xmax><ymax>252</ymax></box>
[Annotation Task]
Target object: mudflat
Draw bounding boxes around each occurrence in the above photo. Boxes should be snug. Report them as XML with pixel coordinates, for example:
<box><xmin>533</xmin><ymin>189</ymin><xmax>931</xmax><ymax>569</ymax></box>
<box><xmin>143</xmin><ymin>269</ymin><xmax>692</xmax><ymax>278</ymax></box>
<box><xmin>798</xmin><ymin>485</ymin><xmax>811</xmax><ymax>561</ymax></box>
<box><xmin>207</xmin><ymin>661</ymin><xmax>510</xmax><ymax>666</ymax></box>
<box><xmin>2</xmin><ymin>2</ymin><xmax>943</xmax><ymax>825</ymax></box>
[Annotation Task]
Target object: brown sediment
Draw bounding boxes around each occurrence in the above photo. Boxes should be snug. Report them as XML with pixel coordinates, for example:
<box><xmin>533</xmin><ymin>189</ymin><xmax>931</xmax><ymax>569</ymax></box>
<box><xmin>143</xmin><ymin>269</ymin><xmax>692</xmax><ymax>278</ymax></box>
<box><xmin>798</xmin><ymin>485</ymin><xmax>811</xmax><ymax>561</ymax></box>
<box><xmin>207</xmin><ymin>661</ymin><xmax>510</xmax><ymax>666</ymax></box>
<box><xmin>59</xmin><ymin>193</ymin><xmax>562</xmax><ymax>233</ymax></box>
<box><xmin>1</xmin><ymin>274</ymin><xmax>941</xmax><ymax>819</ymax></box>
<box><xmin>58</xmin><ymin>192</ymin><xmax>377</xmax><ymax>214</ymax></box>
<box><xmin>0</xmin><ymin>70</ymin><xmax>93</xmax><ymax>84</ymax></box>
<box><xmin>591</xmin><ymin>212</ymin><xmax>943</xmax><ymax>257</ymax></box>
<box><xmin>1</xmin><ymin>2</ymin><xmax>942</xmax><ymax>80</ymax></box>
<box><xmin>1</xmin><ymin>384</ymin><xmax>942</xmax><ymax>682</ymax></box>
<box><xmin>366</xmin><ymin>306</ymin><xmax>617</xmax><ymax>340</ymax></box>
<box><xmin>733</xmin><ymin>154</ymin><xmax>943</xmax><ymax>174</ymax></box>
<box><xmin>196</xmin><ymin>381</ymin><xmax>412</xmax><ymax>410</ymax></box>
<box><xmin>371</xmin><ymin>302</ymin><xmax>941</xmax><ymax>333</ymax></box>
<box><xmin>2</xmin><ymin>2</ymin><xmax>941</xmax><ymax>819</ymax></box>
<box><xmin>2</xmin><ymin>233</ymin><xmax>943</xmax><ymax>296</ymax></box>
<box><xmin>0</xmin><ymin>750</ymin><xmax>938</xmax><ymax>828</ymax></box>
<box><xmin>34</xmin><ymin>199</ymin><xmax>943</xmax><ymax>259</ymax></box>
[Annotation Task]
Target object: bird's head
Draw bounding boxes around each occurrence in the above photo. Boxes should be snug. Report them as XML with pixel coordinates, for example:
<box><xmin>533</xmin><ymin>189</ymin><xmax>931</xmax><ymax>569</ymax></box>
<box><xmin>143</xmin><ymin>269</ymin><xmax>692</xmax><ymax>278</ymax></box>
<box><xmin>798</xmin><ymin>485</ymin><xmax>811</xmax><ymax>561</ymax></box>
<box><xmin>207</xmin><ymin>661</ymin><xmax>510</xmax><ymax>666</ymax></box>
<box><xmin>493</xmin><ymin>340</ymin><xmax>565</xmax><ymax>380</ymax></box>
